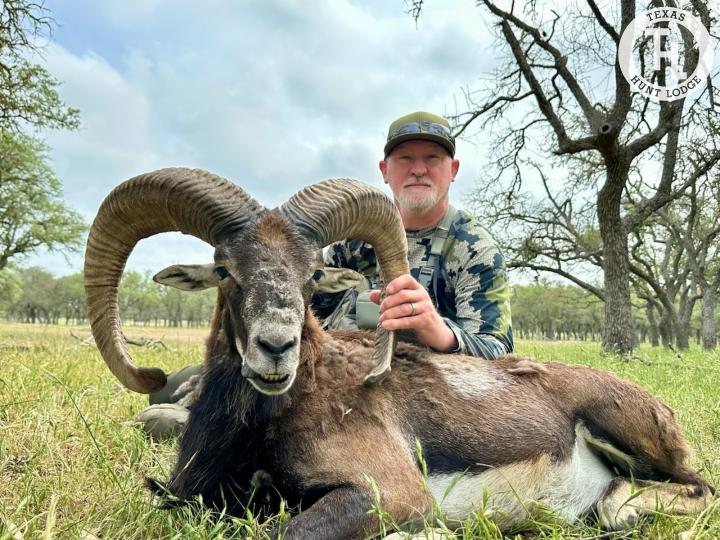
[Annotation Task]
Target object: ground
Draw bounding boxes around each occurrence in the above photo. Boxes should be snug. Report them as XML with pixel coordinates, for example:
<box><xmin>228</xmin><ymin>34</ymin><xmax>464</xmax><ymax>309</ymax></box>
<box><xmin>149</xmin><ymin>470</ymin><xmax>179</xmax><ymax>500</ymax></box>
<box><xmin>0</xmin><ymin>323</ymin><xmax>718</xmax><ymax>539</ymax></box>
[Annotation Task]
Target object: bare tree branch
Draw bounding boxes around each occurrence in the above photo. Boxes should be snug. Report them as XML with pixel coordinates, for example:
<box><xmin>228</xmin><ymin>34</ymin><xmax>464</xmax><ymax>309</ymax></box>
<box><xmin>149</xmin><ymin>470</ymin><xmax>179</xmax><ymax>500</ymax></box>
<box><xmin>481</xmin><ymin>0</ymin><xmax>601</xmax><ymax>129</ymax></box>
<box><xmin>586</xmin><ymin>0</ymin><xmax>619</xmax><ymax>44</ymax></box>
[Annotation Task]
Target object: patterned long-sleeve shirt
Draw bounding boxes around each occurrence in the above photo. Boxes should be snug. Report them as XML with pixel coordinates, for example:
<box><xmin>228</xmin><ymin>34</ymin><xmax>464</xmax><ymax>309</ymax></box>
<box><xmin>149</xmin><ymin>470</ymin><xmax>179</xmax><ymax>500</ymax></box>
<box><xmin>312</xmin><ymin>208</ymin><xmax>513</xmax><ymax>359</ymax></box>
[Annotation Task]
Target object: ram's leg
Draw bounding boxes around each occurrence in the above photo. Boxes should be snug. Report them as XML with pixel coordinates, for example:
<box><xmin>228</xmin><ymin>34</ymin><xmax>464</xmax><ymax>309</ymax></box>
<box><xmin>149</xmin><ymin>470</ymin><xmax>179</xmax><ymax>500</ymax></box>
<box><xmin>275</xmin><ymin>486</ymin><xmax>375</xmax><ymax>540</ymax></box>
<box><xmin>288</xmin><ymin>426</ymin><xmax>434</xmax><ymax>538</ymax></box>
<box><xmin>567</xmin><ymin>368</ymin><xmax>712</xmax><ymax>494</ymax></box>
<box><xmin>597</xmin><ymin>477</ymin><xmax>713</xmax><ymax>530</ymax></box>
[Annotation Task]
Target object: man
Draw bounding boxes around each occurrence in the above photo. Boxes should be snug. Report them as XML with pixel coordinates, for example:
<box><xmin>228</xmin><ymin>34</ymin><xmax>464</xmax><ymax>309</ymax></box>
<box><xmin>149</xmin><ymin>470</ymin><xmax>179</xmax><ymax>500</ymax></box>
<box><xmin>139</xmin><ymin>111</ymin><xmax>512</xmax><ymax>438</ymax></box>
<box><xmin>314</xmin><ymin>111</ymin><xmax>513</xmax><ymax>359</ymax></box>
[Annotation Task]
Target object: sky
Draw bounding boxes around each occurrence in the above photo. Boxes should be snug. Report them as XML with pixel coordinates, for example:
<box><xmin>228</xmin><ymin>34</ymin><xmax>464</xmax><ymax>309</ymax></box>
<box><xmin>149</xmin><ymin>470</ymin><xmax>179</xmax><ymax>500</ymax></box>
<box><xmin>25</xmin><ymin>0</ymin><xmax>501</xmax><ymax>276</ymax></box>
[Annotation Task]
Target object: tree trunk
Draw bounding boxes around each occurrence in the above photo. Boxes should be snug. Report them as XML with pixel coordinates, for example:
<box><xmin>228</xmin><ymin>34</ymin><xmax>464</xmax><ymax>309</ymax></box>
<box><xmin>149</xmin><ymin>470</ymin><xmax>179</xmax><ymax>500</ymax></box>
<box><xmin>646</xmin><ymin>304</ymin><xmax>660</xmax><ymax>347</ymax></box>
<box><xmin>659</xmin><ymin>310</ymin><xmax>673</xmax><ymax>348</ymax></box>
<box><xmin>598</xmin><ymin>156</ymin><xmax>635</xmax><ymax>354</ymax></box>
<box><xmin>676</xmin><ymin>298</ymin><xmax>692</xmax><ymax>350</ymax></box>
<box><xmin>701</xmin><ymin>285</ymin><xmax>717</xmax><ymax>349</ymax></box>
<box><xmin>676</xmin><ymin>320</ymin><xmax>690</xmax><ymax>350</ymax></box>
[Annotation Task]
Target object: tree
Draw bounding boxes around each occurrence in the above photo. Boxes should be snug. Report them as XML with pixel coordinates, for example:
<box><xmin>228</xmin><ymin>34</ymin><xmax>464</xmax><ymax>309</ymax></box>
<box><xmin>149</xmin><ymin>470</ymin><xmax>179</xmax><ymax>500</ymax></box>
<box><xmin>0</xmin><ymin>0</ymin><xmax>80</xmax><ymax>132</ymax></box>
<box><xmin>413</xmin><ymin>0</ymin><xmax>720</xmax><ymax>353</ymax></box>
<box><xmin>55</xmin><ymin>271</ymin><xmax>85</xmax><ymax>323</ymax></box>
<box><xmin>635</xmin><ymin>177</ymin><xmax>720</xmax><ymax>349</ymax></box>
<box><xmin>120</xmin><ymin>270</ymin><xmax>161</xmax><ymax>325</ymax></box>
<box><xmin>12</xmin><ymin>265</ymin><xmax>54</xmax><ymax>322</ymax></box>
<box><xmin>0</xmin><ymin>1</ymin><xmax>83</xmax><ymax>268</ymax></box>
<box><xmin>0</xmin><ymin>132</ymin><xmax>85</xmax><ymax>270</ymax></box>
<box><xmin>0</xmin><ymin>265</ymin><xmax>21</xmax><ymax>315</ymax></box>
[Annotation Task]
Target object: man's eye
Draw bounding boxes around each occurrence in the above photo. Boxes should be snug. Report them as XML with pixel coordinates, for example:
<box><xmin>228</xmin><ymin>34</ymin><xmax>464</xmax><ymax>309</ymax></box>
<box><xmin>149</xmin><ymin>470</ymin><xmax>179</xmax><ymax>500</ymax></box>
<box><xmin>214</xmin><ymin>266</ymin><xmax>230</xmax><ymax>279</ymax></box>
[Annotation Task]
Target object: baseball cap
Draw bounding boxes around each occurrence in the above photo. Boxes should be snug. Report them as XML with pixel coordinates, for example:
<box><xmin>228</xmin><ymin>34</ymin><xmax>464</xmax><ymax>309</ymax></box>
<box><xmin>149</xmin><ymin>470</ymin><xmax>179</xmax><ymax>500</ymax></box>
<box><xmin>384</xmin><ymin>111</ymin><xmax>455</xmax><ymax>158</ymax></box>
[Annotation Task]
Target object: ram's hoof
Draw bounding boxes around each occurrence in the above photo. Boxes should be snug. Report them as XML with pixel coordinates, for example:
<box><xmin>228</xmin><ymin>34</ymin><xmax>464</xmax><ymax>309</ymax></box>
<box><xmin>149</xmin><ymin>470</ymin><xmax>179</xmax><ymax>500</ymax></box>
<box><xmin>136</xmin><ymin>403</ymin><xmax>189</xmax><ymax>440</ymax></box>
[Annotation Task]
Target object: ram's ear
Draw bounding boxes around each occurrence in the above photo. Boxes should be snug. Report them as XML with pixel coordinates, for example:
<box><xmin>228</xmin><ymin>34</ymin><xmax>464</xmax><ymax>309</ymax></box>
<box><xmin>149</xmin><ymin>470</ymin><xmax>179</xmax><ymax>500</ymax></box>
<box><xmin>153</xmin><ymin>264</ymin><xmax>219</xmax><ymax>291</ymax></box>
<box><xmin>313</xmin><ymin>267</ymin><xmax>366</xmax><ymax>293</ymax></box>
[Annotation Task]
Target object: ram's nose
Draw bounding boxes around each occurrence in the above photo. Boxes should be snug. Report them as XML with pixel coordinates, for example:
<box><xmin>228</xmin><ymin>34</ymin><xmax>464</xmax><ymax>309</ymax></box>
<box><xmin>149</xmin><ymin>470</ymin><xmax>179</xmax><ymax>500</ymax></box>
<box><xmin>256</xmin><ymin>336</ymin><xmax>297</xmax><ymax>357</ymax></box>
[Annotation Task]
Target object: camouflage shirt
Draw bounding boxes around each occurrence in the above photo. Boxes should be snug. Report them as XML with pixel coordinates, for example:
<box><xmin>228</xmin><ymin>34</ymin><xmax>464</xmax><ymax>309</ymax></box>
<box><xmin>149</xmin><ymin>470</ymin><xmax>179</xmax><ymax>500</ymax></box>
<box><xmin>312</xmin><ymin>208</ymin><xmax>513</xmax><ymax>359</ymax></box>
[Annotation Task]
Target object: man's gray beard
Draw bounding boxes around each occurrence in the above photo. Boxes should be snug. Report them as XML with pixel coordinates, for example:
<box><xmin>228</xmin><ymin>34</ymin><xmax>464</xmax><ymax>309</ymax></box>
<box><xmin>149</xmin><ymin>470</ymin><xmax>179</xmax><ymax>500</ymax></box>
<box><xmin>397</xmin><ymin>180</ymin><xmax>440</xmax><ymax>215</ymax></box>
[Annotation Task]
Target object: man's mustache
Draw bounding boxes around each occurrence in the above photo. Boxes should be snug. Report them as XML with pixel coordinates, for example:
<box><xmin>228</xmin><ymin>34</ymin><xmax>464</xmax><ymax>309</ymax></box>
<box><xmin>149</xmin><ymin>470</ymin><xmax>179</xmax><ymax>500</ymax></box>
<box><xmin>403</xmin><ymin>176</ymin><xmax>433</xmax><ymax>187</ymax></box>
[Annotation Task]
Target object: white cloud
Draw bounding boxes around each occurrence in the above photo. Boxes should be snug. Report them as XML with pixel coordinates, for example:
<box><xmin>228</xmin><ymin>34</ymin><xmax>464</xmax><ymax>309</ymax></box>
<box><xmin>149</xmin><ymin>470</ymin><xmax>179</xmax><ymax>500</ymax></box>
<box><xmin>26</xmin><ymin>0</ymin><xmax>499</xmax><ymax>275</ymax></box>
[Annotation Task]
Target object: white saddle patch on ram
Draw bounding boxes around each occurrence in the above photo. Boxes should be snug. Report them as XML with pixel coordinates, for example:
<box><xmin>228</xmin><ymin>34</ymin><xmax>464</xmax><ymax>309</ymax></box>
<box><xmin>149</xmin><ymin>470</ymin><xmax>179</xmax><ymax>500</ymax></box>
<box><xmin>427</xmin><ymin>423</ymin><xmax>615</xmax><ymax>526</ymax></box>
<box><xmin>435</xmin><ymin>359</ymin><xmax>507</xmax><ymax>399</ymax></box>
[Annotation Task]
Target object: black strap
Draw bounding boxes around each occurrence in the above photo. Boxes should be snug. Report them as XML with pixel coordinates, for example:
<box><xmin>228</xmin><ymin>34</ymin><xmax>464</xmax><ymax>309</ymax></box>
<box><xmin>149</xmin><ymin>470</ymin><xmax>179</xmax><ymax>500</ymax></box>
<box><xmin>417</xmin><ymin>205</ymin><xmax>458</xmax><ymax>306</ymax></box>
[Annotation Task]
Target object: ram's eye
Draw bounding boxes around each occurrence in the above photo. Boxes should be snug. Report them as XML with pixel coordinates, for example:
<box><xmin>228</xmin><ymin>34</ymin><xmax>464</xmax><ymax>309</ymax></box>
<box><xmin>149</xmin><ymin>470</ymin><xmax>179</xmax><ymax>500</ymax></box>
<box><xmin>311</xmin><ymin>269</ymin><xmax>324</xmax><ymax>282</ymax></box>
<box><xmin>214</xmin><ymin>266</ymin><xmax>230</xmax><ymax>280</ymax></box>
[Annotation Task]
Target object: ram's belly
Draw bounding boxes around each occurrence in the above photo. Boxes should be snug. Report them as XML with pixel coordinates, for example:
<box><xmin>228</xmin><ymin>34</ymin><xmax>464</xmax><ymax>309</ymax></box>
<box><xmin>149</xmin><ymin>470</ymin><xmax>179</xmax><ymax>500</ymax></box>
<box><xmin>427</xmin><ymin>424</ymin><xmax>615</xmax><ymax>527</ymax></box>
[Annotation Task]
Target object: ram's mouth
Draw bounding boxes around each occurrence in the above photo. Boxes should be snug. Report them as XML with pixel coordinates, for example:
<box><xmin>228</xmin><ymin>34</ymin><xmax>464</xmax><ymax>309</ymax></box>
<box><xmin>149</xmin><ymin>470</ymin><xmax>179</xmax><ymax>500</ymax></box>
<box><xmin>257</xmin><ymin>373</ymin><xmax>290</xmax><ymax>384</ymax></box>
<box><xmin>247</xmin><ymin>370</ymin><xmax>294</xmax><ymax>395</ymax></box>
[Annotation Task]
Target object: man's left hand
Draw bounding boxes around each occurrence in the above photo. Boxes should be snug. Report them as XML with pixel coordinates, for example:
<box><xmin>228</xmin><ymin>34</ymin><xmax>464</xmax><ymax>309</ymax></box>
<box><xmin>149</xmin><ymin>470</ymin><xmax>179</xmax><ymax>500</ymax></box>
<box><xmin>368</xmin><ymin>274</ymin><xmax>458</xmax><ymax>352</ymax></box>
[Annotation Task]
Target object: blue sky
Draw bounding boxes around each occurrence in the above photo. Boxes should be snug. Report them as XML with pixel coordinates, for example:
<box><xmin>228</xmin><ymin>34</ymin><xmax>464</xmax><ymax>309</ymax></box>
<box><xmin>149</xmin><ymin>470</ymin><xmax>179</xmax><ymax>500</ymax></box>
<box><xmin>26</xmin><ymin>0</ymin><xmax>500</xmax><ymax>276</ymax></box>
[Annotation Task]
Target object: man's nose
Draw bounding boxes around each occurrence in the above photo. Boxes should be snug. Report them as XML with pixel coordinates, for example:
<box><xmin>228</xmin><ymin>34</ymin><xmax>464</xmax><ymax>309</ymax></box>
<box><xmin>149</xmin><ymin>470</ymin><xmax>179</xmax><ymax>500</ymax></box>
<box><xmin>409</xmin><ymin>159</ymin><xmax>427</xmax><ymax>176</ymax></box>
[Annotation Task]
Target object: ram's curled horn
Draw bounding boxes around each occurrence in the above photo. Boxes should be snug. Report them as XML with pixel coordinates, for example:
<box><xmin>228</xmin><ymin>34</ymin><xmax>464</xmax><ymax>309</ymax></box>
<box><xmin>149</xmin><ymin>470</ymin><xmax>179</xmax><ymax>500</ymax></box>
<box><xmin>279</xmin><ymin>178</ymin><xmax>408</xmax><ymax>384</ymax></box>
<box><xmin>84</xmin><ymin>168</ymin><xmax>263</xmax><ymax>394</ymax></box>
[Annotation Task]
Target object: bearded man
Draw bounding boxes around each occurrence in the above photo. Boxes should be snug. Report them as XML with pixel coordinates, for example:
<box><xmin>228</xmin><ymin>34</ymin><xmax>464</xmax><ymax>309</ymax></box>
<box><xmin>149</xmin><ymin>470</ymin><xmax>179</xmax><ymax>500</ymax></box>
<box><xmin>314</xmin><ymin>111</ymin><xmax>513</xmax><ymax>358</ymax></box>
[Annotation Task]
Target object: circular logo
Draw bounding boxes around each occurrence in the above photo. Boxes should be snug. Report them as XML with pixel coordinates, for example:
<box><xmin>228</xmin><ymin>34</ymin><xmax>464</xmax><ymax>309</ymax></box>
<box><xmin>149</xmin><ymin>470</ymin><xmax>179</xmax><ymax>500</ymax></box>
<box><xmin>618</xmin><ymin>8</ymin><xmax>714</xmax><ymax>102</ymax></box>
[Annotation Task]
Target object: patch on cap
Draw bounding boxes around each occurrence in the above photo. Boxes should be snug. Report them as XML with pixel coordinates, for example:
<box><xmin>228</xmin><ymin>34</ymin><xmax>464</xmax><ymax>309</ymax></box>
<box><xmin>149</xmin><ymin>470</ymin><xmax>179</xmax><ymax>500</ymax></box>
<box><xmin>384</xmin><ymin>111</ymin><xmax>455</xmax><ymax>157</ymax></box>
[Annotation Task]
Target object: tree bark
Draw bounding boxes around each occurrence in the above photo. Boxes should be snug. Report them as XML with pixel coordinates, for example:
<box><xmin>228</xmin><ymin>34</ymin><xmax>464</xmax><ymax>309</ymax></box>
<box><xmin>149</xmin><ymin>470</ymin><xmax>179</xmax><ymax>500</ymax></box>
<box><xmin>646</xmin><ymin>304</ymin><xmax>660</xmax><ymax>347</ymax></box>
<box><xmin>597</xmin><ymin>155</ymin><xmax>635</xmax><ymax>354</ymax></box>
<box><xmin>676</xmin><ymin>320</ymin><xmax>690</xmax><ymax>350</ymax></box>
<box><xmin>701</xmin><ymin>285</ymin><xmax>717</xmax><ymax>350</ymax></box>
<box><xmin>659</xmin><ymin>310</ymin><xmax>673</xmax><ymax>349</ymax></box>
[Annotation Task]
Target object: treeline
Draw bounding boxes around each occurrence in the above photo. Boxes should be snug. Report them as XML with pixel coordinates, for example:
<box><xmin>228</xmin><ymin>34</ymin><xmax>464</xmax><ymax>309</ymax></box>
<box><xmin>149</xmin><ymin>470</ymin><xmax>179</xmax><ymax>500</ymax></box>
<box><xmin>511</xmin><ymin>280</ymin><xmax>720</xmax><ymax>346</ymax></box>
<box><xmin>0</xmin><ymin>267</ymin><xmax>216</xmax><ymax>327</ymax></box>
<box><xmin>2</xmin><ymin>266</ymin><xmax>718</xmax><ymax>347</ymax></box>
<box><xmin>510</xmin><ymin>282</ymin><xmax>603</xmax><ymax>341</ymax></box>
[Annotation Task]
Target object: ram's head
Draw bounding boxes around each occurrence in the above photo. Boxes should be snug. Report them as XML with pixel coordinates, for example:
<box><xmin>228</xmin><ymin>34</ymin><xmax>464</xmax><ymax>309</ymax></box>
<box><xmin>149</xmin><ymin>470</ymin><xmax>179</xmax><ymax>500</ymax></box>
<box><xmin>84</xmin><ymin>168</ymin><xmax>407</xmax><ymax>395</ymax></box>
<box><xmin>152</xmin><ymin>259</ymin><xmax>366</xmax><ymax>395</ymax></box>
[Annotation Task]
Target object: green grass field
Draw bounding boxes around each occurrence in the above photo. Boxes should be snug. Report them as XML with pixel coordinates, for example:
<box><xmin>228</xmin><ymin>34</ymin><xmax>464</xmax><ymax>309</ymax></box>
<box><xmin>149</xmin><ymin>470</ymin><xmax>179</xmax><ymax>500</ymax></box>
<box><xmin>1</xmin><ymin>323</ymin><xmax>719</xmax><ymax>539</ymax></box>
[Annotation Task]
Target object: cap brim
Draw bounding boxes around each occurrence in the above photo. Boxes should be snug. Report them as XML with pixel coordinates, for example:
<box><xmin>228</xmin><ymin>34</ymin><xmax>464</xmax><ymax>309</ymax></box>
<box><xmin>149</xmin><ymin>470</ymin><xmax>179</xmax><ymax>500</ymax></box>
<box><xmin>384</xmin><ymin>133</ymin><xmax>455</xmax><ymax>158</ymax></box>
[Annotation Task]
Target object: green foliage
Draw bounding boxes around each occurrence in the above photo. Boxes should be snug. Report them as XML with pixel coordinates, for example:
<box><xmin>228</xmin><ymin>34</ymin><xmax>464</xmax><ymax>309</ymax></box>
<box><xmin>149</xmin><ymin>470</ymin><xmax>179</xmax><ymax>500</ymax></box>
<box><xmin>511</xmin><ymin>281</ymin><xmax>604</xmax><ymax>340</ymax></box>
<box><xmin>0</xmin><ymin>266</ymin><xmax>216</xmax><ymax>327</ymax></box>
<box><xmin>0</xmin><ymin>265</ymin><xmax>21</xmax><ymax>309</ymax></box>
<box><xmin>119</xmin><ymin>270</ymin><xmax>216</xmax><ymax>327</ymax></box>
<box><xmin>0</xmin><ymin>57</ymin><xmax>81</xmax><ymax>132</ymax></box>
<box><xmin>119</xmin><ymin>270</ymin><xmax>161</xmax><ymax>325</ymax></box>
<box><xmin>0</xmin><ymin>1</ymin><xmax>82</xmax><ymax>270</ymax></box>
<box><xmin>12</xmin><ymin>265</ymin><xmax>55</xmax><ymax>322</ymax></box>
<box><xmin>0</xmin><ymin>0</ymin><xmax>81</xmax><ymax>133</ymax></box>
<box><xmin>0</xmin><ymin>132</ymin><xmax>86</xmax><ymax>269</ymax></box>
<box><xmin>575</xmin><ymin>226</ymin><xmax>601</xmax><ymax>253</ymax></box>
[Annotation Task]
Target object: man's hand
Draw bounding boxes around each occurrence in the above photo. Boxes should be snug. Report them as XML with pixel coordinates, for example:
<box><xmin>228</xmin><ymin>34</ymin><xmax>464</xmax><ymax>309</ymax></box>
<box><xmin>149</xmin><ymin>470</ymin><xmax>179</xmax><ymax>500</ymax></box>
<box><xmin>368</xmin><ymin>274</ymin><xmax>458</xmax><ymax>352</ymax></box>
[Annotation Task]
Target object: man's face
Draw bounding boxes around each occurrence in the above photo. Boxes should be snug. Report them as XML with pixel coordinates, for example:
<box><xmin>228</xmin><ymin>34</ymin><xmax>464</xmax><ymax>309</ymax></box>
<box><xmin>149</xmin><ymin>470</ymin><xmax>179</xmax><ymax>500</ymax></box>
<box><xmin>380</xmin><ymin>140</ymin><xmax>459</xmax><ymax>216</ymax></box>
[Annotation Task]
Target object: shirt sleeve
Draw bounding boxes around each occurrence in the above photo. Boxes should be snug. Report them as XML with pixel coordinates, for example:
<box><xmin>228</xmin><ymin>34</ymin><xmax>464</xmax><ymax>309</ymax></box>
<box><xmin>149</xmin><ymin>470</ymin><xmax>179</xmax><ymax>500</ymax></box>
<box><xmin>443</xmin><ymin>233</ymin><xmax>513</xmax><ymax>360</ymax></box>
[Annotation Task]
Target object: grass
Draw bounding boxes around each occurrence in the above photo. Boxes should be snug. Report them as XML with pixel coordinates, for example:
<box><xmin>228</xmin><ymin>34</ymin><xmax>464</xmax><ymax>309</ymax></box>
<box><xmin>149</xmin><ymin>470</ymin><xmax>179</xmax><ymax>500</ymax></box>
<box><xmin>1</xmin><ymin>323</ymin><xmax>718</xmax><ymax>539</ymax></box>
